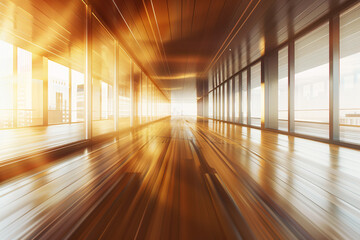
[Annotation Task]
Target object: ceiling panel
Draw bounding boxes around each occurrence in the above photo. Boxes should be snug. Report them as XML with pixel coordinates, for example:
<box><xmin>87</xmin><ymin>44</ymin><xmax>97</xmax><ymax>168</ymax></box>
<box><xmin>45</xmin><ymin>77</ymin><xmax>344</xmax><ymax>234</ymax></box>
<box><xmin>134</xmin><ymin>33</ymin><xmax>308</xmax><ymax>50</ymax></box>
<box><xmin>88</xmin><ymin>0</ymin><xmax>357</xmax><ymax>98</ymax></box>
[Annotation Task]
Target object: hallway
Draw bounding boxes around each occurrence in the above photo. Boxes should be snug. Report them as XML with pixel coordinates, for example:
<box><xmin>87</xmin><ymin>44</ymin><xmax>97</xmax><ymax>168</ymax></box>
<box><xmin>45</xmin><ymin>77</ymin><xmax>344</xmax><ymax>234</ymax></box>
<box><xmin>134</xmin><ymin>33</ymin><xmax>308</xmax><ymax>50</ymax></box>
<box><xmin>2</xmin><ymin>117</ymin><xmax>360</xmax><ymax>239</ymax></box>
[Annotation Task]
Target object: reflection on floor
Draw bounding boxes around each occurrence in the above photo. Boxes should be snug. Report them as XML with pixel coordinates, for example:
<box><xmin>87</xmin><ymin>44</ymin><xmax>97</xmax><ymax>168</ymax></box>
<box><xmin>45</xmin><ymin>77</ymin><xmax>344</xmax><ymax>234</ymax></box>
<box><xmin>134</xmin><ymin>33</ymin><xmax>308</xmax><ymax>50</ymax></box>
<box><xmin>1</xmin><ymin>117</ymin><xmax>360</xmax><ymax>239</ymax></box>
<box><xmin>0</xmin><ymin>123</ymin><xmax>85</xmax><ymax>162</ymax></box>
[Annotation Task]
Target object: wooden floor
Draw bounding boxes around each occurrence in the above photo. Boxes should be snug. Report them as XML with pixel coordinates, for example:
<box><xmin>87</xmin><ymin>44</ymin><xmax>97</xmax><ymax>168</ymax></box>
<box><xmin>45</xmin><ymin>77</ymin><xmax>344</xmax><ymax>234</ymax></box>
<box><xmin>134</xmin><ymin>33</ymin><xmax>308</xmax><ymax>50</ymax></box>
<box><xmin>1</xmin><ymin>117</ymin><xmax>360</xmax><ymax>239</ymax></box>
<box><xmin>0</xmin><ymin>123</ymin><xmax>85</xmax><ymax>162</ymax></box>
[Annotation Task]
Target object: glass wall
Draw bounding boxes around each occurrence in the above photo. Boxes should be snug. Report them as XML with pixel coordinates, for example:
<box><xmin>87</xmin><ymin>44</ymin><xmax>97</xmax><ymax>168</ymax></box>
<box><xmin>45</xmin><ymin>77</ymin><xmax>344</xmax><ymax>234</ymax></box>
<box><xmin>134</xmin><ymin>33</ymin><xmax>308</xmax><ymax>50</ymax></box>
<box><xmin>0</xmin><ymin>0</ymin><xmax>170</xmax><ymax>162</ymax></box>
<box><xmin>0</xmin><ymin>41</ymin><xmax>13</xmax><ymax>128</ymax></box>
<box><xmin>295</xmin><ymin>22</ymin><xmax>329</xmax><ymax>138</ymax></box>
<box><xmin>17</xmin><ymin>48</ymin><xmax>43</xmax><ymax>127</ymax></box>
<box><xmin>209</xmin><ymin>91</ymin><xmax>213</xmax><ymax>118</ymax></box>
<box><xmin>118</xmin><ymin>48</ymin><xmax>131</xmax><ymax>131</ymax></box>
<box><xmin>48</xmin><ymin>60</ymin><xmax>70</xmax><ymax>124</ymax></box>
<box><xmin>340</xmin><ymin>3</ymin><xmax>360</xmax><ymax>144</ymax></box>
<box><xmin>71</xmin><ymin>70</ymin><xmax>85</xmax><ymax>123</ymax></box>
<box><xmin>0</xmin><ymin>0</ymin><xmax>86</xmax><ymax>130</ymax></box>
<box><xmin>241</xmin><ymin>70</ymin><xmax>248</xmax><ymax>124</ymax></box>
<box><xmin>278</xmin><ymin>47</ymin><xmax>288</xmax><ymax>131</ymax></box>
<box><xmin>92</xmin><ymin>15</ymin><xmax>115</xmax><ymax>136</ymax></box>
<box><xmin>250</xmin><ymin>63</ymin><xmax>261</xmax><ymax>127</ymax></box>
<box><xmin>206</xmin><ymin>1</ymin><xmax>360</xmax><ymax>147</ymax></box>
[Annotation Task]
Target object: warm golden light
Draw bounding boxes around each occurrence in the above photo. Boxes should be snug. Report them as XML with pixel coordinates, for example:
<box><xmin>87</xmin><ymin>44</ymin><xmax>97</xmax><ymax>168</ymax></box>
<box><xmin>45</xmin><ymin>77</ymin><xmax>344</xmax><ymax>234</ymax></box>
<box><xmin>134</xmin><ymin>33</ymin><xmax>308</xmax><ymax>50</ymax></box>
<box><xmin>153</xmin><ymin>73</ymin><xmax>197</xmax><ymax>80</ymax></box>
<box><xmin>259</xmin><ymin>36</ymin><xmax>265</xmax><ymax>56</ymax></box>
<box><xmin>2</xmin><ymin>1</ymin><xmax>360</xmax><ymax>239</ymax></box>
<box><xmin>0</xmin><ymin>0</ymin><xmax>170</xmax><ymax>158</ymax></box>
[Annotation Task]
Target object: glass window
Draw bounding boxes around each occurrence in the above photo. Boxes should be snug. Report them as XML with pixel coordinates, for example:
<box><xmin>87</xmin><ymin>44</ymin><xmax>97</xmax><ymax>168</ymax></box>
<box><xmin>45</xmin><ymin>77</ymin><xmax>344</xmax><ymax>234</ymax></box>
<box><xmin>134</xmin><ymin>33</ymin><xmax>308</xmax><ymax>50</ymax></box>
<box><xmin>234</xmin><ymin>75</ymin><xmax>240</xmax><ymax>122</ymax></box>
<box><xmin>295</xmin><ymin>22</ymin><xmax>329</xmax><ymax>138</ymax></box>
<box><xmin>0</xmin><ymin>40</ymin><xmax>13</xmax><ymax>129</ymax></box>
<box><xmin>101</xmin><ymin>81</ymin><xmax>112</xmax><ymax>119</ymax></box>
<box><xmin>340</xmin><ymin>3</ymin><xmax>360</xmax><ymax>144</ymax></box>
<box><xmin>17</xmin><ymin>48</ymin><xmax>43</xmax><ymax>127</ymax></box>
<box><xmin>278</xmin><ymin>46</ymin><xmax>288</xmax><ymax>131</ymax></box>
<box><xmin>118</xmin><ymin>48</ymin><xmax>131</xmax><ymax>130</ymax></box>
<box><xmin>242</xmin><ymin>70</ymin><xmax>248</xmax><ymax>124</ymax></box>
<box><xmin>48</xmin><ymin>60</ymin><xmax>70</xmax><ymax>124</ymax></box>
<box><xmin>0</xmin><ymin>0</ymin><xmax>86</xmax><ymax>129</ymax></box>
<box><xmin>251</xmin><ymin>63</ymin><xmax>261</xmax><ymax>126</ymax></box>
<box><xmin>209</xmin><ymin>73</ymin><xmax>213</xmax><ymax>91</ymax></box>
<box><xmin>71</xmin><ymin>70</ymin><xmax>84</xmax><ymax>122</ymax></box>
<box><xmin>92</xmin><ymin>16</ymin><xmax>115</xmax><ymax>135</ymax></box>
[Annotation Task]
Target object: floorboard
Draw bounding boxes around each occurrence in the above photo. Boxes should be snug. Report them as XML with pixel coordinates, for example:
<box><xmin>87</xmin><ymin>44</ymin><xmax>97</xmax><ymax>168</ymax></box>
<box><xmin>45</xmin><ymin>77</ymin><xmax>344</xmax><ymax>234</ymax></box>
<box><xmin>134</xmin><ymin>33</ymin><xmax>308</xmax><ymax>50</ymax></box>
<box><xmin>1</xmin><ymin>117</ymin><xmax>360</xmax><ymax>239</ymax></box>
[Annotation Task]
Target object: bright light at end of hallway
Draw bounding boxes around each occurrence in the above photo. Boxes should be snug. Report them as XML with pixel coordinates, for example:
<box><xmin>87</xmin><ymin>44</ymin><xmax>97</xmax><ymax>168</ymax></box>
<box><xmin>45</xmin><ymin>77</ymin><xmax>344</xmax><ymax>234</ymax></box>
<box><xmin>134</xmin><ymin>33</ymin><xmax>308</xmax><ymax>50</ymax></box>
<box><xmin>171</xmin><ymin>98</ymin><xmax>197</xmax><ymax>116</ymax></box>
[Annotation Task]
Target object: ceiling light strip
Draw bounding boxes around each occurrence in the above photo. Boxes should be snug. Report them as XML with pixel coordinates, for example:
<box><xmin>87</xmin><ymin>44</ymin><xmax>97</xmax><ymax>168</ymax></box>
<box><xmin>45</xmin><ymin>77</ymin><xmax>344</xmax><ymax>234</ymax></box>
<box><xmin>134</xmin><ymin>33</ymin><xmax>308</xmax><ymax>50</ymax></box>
<box><xmin>142</xmin><ymin>0</ymin><xmax>170</xmax><ymax>77</ymax></box>
<box><xmin>112</xmin><ymin>0</ymin><xmax>142</xmax><ymax>48</ymax></box>
<box><xmin>205</xmin><ymin>0</ymin><xmax>262</xmax><ymax>75</ymax></box>
<box><xmin>150</xmin><ymin>0</ymin><xmax>172</xmax><ymax>77</ymax></box>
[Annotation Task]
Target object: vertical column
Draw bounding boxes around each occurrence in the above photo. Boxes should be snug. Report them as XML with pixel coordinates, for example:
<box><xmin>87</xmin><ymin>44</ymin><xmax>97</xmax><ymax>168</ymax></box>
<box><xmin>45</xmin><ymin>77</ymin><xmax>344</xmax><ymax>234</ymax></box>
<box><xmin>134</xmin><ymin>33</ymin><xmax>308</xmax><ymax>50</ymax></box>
<box><xmin>247</xmin><ymin>67</ymin><xmax>251</xmax><ymax>125</ymax></box>
<box><xmin>129</xmin><ymin>60</ymin><xmax>134</xmax><ymax>127</ymax></box>
<box><xmin>114</xmin><ymin>42</ymin><xmax>119</xmax><ymax>132</ymax></box>
<box><xmin>212</xmin><ymin>89</ymin><xmax>214</xmax><ymax>120</ymax></box>
<box><xmin>140</xmin><ymin>71</ymin><xmax>143</xmax><ymax>124</ymax></box>
<box><xmin>330</xmin><ymin>14</ymin><xmax>340</xmax><ymax>141</ymax></box>
<box><xmin>214</xmin><ymin>89</ymin><xmax>216</xmax><ymax>120</ymax></box>
<box><xmin>68</xmin><ymin>58</ymin><xmax>72</xmax><ymax>123</ymax></box>
<box><xmin>212</xmin><ymin>75</ymin><xmax>215</xmax><ymax>119</ymax></box>
<box><xmin>232</xmin><ymin>77</ymin><xmax>235</xmax><ymax>122</ymax></box>
<box><xmin>264</xmin><ymin>52</ymin><xmax>279</xmax><ymax>129</ymax></box>
<box><xmin>222</xmin><ymin>82</ymin><xmax>225</xmax><ymax>121</ymax></box>
<box><xmin>261</xmin><ymin>59</ymin><xmax>266</xmax><ymax>129</ymax></box>
<box><xmin>288</xmin><ymin>40</ymin><xmax>295</xmax><ymax>133</ymax></box>
<box><xmin>42</xmin><ymin>57</ymin><xmax>48</xmax><ymax>126</ymax></box>
<box><xmin>13</xmin><ymin>46</ymin><xmax>18</xmax><ymax>128</ymax></box>
<box><xmin>85</xmin><ymin>5</ymin><xmax>92</xmax><ymax>139</ymax></box>
<box><xmin>239</xmin><ymin>73</ymin><xmax>242</xmax><ymax>124</ymax></box>
<box><xmin>228</xmin><ymin>79</ymin><xmax>231</xmax><ymax>122</ymax></box>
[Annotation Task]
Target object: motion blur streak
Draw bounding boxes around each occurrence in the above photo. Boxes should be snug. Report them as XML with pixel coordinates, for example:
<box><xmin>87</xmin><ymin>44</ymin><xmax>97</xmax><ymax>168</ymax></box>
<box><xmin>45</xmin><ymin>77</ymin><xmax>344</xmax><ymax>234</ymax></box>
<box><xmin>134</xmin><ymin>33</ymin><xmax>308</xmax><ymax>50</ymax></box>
<box><xmin>2</xmin><ymin>0</ymin><xmax>360</xmax><ymax>239</ymax></box>
<box><xmin>2</xmin><ymin>117</ymin><xmax>360</xmax><ymax>239</ymax></box>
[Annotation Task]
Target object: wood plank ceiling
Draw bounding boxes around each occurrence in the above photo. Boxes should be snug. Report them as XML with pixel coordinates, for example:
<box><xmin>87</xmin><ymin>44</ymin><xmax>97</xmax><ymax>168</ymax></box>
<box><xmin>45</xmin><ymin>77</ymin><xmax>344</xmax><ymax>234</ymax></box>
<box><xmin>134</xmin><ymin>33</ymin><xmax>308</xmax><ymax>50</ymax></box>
<box><xmin>88</xmin><ymin>0</ymin><xmax>353</xmax><ymax>98</ymax></box>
